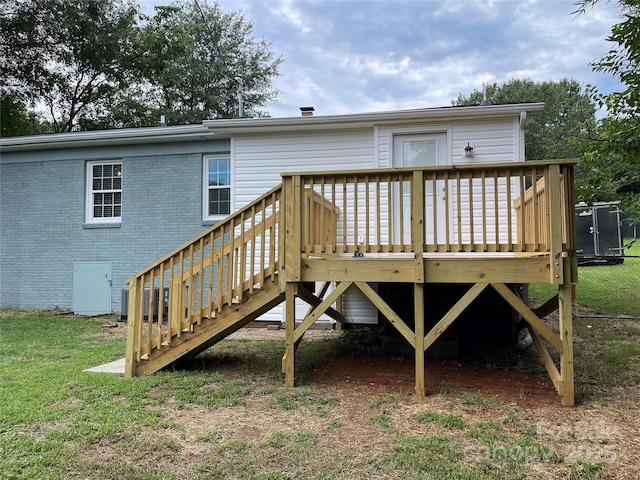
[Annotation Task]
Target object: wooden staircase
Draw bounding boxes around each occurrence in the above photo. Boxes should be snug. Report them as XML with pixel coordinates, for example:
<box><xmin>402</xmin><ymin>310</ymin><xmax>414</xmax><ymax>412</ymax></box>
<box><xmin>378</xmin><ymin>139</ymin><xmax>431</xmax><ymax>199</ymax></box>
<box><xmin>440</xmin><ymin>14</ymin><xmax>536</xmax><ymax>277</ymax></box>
<box><xmin>133</xmin><ymin>277</ymin><xmax>284</xmax><ymax>375</ymax></box>
<box><xmin>125</xmin><ymin>185</ymin><xmax>286</xmax><ymax>378</ymax></box>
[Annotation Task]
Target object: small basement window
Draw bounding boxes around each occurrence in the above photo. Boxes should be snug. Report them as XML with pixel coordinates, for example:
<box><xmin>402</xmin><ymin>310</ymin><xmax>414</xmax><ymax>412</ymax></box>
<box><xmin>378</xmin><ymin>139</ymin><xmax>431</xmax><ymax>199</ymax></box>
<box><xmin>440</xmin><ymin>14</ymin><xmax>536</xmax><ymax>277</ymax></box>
<box><xmin>86</xmin><ymin>161</ymin><xmax>122</xmax><ymax>224</ymax></box>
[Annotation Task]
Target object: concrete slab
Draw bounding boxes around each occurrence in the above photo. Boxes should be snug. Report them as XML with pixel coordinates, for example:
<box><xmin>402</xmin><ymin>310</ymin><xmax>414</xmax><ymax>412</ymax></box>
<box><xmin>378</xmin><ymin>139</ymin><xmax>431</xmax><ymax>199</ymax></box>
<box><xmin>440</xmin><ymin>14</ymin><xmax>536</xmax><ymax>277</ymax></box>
<box><xmin>85</xmin><ymin>357</ymin><xmax>125</xmax><ymax>376</ymax></box>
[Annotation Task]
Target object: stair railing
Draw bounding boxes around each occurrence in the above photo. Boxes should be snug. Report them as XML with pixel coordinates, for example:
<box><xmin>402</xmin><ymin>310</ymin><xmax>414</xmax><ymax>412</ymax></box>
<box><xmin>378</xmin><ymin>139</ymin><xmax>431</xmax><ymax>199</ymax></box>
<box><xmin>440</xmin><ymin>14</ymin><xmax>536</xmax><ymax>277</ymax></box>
<box><xmin>125</xmin><ymin>184</ymin><xmax>282</xmax><ymax>377</ymax></box>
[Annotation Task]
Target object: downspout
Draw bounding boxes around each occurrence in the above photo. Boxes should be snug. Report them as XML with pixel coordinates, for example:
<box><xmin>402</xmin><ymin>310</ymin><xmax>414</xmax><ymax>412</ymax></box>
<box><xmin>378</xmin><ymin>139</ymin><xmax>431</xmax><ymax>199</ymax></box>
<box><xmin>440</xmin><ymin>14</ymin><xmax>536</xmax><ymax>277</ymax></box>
<box><xmin>519</xmin><ymin>111</ymin><xmax>528</xmax><ymax>161</ymax></box>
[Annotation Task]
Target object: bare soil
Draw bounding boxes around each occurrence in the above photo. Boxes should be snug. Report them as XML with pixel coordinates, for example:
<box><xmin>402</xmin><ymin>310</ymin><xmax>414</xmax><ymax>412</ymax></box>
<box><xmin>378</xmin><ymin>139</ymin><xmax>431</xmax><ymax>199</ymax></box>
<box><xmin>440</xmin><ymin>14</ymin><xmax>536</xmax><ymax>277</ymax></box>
<box><xmin>200</xmin><ymin>326</ymin><xmax>639</xmax><ymax>479</ymax></box>
<box><xmin>98</xmin><ymin>320</ymin><xmax>640</xmax><ymax>478</ymax></box>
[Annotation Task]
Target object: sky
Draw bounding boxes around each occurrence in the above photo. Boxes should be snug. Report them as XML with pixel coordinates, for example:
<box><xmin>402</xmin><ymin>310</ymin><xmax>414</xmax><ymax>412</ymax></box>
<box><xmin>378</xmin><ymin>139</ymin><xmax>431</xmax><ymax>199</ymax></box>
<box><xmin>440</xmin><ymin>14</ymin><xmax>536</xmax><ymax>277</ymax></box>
<box><xmin>139</xmin><ymin>0</ymin><xmax>623</xmax><ymax>118</ymax></box>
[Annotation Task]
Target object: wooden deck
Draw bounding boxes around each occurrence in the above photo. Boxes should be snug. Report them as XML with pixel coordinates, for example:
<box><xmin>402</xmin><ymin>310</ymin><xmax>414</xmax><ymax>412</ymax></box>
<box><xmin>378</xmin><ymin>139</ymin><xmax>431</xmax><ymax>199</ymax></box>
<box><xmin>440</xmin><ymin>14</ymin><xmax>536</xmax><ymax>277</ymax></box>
<box><xmin>125</xmin><ymin>159</ymin><xmax>578</xmax><ymax>406</ymax></box>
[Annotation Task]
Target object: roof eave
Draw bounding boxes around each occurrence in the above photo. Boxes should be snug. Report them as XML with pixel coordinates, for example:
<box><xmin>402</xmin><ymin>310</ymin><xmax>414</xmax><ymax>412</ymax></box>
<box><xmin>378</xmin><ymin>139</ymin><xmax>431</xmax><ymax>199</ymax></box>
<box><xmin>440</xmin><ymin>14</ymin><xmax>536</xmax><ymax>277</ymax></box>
<box><xmin>0</xmin><ymin>124</ymin><xmax>220</xmax><ymax>152</ymax></box>
<box><xmin>203</xmin><ymin>103</ymin><xmax>546</xmax><ymax>135</ymax></box>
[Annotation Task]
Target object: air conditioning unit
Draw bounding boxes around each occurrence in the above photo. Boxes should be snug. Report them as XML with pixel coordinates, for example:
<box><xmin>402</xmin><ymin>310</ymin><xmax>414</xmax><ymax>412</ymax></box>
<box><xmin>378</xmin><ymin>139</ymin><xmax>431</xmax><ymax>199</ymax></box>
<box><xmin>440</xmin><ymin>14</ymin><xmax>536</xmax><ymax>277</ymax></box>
<box><xmin>120</xmin><ymin>288</ymin><xmax>169</xmax><ymax>321</ymax></box>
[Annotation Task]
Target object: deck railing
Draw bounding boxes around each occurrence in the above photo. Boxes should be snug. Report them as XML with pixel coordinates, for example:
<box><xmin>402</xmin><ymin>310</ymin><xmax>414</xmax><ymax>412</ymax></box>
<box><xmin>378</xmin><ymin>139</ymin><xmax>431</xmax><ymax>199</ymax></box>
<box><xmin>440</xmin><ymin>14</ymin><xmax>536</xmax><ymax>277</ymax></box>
<box><xmin>282</xmin><ymin>159</ymin><xmax>576</xmax><ymax>257</ymax></box>
<box><xmin>125</xmin><ymin>185</ymin><xmax>281</xmax><ymax>372</ymax></box>
<box><xmin>126</xmin><ymin>159</ymin><xmax>576</xmax><ymax>374</ymax></box>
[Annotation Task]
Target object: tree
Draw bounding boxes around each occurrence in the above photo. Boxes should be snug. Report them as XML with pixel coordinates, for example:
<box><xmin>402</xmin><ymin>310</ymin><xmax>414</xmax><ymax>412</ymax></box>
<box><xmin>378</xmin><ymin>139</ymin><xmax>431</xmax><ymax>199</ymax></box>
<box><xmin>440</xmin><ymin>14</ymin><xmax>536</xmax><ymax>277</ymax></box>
<box><xmin>453</xmin><ymin>78</ymin><xmax>596</xmax><ymax>160</ymax></box>
<box><xmin>0</xmin><ymin>94</ymin><xmax>51</xmax><ymax>137</ymax></box>
<box><xmin>575</xmin><ymin>0</ymin><xmax>640</xmax><ymax>223</ymax></box>
<box><xmin>0</xmin><ymin>0</ymin><xmax>145</xmax><ymax>133</ymax></box>
<box><xmin>0</xmin><ymin>0</ymin><xmax>282</xmax><ymax>134</ymax></box>
<box><xmin>137</xmin><ymin>1</ymin><xmax>282</xmax><ymax>124</ymax></box>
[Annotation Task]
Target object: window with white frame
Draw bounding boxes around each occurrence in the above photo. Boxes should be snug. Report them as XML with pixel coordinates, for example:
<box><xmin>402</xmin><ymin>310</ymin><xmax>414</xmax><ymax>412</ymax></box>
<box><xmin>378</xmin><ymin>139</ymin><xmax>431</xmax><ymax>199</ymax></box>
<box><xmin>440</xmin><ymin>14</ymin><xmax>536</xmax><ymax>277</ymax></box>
<box><xmin>86</xmin><ymin>161</ymin><xmax>122</xmax><ymax>223</ymax></box>
<box><xmin>203</xmin><ymin>156</ymin><xmax>231</xmax><ymax>218</ymax></box>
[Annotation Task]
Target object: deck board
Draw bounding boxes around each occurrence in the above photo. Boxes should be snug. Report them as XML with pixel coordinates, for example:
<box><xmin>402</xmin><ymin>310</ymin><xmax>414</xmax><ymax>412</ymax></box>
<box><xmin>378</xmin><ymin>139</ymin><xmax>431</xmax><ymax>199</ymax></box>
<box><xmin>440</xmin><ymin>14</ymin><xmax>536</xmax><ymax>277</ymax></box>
<box><xmin>300</xmin><ymin>254</ymin><xmax>552</xmax><ymax>284</ymax></box>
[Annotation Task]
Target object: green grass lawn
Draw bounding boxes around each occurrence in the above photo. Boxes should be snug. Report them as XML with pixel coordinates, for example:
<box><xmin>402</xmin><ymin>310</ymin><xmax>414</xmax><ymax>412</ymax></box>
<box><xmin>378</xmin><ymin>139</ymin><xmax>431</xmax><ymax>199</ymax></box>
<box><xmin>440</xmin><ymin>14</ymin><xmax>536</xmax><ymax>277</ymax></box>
<box><xmin>1</xmin><ymin>310</ymin><xmax>626</xmax><ymax>479</ymax></box>
<box><xmin>529</xmin><ymin>239</ymin><xmax>640</xmax><ymax>317</ymax></box>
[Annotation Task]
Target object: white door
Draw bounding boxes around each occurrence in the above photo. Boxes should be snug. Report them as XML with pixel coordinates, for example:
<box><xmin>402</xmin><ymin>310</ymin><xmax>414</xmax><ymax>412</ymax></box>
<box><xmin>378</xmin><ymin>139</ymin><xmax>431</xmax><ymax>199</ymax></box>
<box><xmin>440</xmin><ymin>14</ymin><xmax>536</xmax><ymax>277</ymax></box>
<box><xmin>73</xmin><ymin>261</ymin><xmax>112</xmax><ymax>315</ymax></box>
<box><xmin>392</xmin><ymin>133</ymin><xmax>449</xmax><ymax>245</ymax></box>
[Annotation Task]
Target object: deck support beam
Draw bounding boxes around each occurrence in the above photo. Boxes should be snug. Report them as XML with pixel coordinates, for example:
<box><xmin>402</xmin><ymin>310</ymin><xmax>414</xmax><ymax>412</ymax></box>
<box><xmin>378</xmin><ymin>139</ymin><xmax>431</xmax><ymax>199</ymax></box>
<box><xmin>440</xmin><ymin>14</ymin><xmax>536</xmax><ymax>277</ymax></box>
<box><xmin>285</xmin><ymin>283</ymin><xmax>296</xmax><ymax>387</ymax></box>
<box><xmin>414</xmin><ymin>283</ymin><xmax>425</xmax><ymax>397</ymax></box>
<box><xmin>559</xmin><ymin>281</ymin><xmax>574</xmax><ymax>406</ymax></box>
<box><xmin>526</xmin><ymin>324</ymin><xmax>562</xmax><ymax>394</ymax></box>
<box><xmin>294</xmin><ymin>283</ymin><xmax>347</xmax><ymax>332</ymax></box>
<box><xmin>354</xmin><ymin>281</ymin><xmax>415</xmax><ymax>348</ymax></box>
<box><xmin>424</xmin><ymin>282</ymin><xmax>489</xmax><ymax>350</ymax></box>
<box><xmin>491</xmin><ymin>283</ymin><xmax>562</xmax><ymax>352</ymax></box>
<box><xmin>491</xmin><ymin>281</ymin><xmax>575</xmax><ymax>406</ymax></box>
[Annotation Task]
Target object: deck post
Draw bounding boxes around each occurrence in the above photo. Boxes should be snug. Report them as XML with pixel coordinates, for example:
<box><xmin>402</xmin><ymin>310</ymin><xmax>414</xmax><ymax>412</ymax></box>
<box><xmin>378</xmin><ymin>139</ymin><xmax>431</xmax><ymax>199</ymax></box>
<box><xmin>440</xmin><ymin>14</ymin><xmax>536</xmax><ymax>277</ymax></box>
<box><xmin>283</xmin><ymin>175</ymin><xmax>302</xmax><ymax>283</ymax></box>
<box><xmin>411</xmin><ymin>170</ymin><xmax>426</xmax><ymax>397</ymax></box>
<box><xmin>414</xmin><ymin>283</ymin><xmax>425</xmax><ymax>397</ymax></box>
<box><xmin>559</xmin><ymin>280</ymin><xmax>574</xmax><ymax>406</ymax></box>
<box><xmin>284</xmin><ymin>283</ymin><xmax>296</xmax><ymax>388</ymax></box>
<box><xmin>124</xmin><ymin>277</ymin><xmax>141</xmax><ymax>378</ymax></box>
<box><xmin>547</xmin><ymin>164</ymin><xmax>564</xmax><ymax>284</ymax></box>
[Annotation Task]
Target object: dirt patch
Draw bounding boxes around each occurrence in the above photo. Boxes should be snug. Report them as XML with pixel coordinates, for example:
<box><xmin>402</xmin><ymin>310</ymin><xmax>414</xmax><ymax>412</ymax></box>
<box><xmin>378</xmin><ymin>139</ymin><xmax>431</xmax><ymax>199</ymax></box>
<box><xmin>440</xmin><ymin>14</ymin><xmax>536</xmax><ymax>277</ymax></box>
<box><xmin>310</xmin><ymin>350</ymin><xmax>558</xmax><ymax>408</ymax></box>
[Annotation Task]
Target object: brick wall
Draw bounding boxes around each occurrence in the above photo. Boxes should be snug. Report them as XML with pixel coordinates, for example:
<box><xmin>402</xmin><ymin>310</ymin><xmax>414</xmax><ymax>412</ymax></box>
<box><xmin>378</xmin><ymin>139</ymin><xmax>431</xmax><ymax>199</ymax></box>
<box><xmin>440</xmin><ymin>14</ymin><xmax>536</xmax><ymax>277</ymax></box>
<box><xmin>0</xmin><ymin>141</ymin><xmax>228</xmax><ymax>314</ymax></box>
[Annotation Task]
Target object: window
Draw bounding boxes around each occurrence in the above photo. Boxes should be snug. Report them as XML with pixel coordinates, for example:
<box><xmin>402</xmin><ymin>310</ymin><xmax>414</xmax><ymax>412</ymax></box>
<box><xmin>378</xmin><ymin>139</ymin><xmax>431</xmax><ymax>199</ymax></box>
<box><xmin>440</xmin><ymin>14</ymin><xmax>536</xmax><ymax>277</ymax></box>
<box><xmin>86</xmin><ymin>161</ymin><xmax>122</xmax><ymax>223</ymax></box>
<box><xmin>203</xmin><ymin>156</ymin><xmax>231</xmax><ymax>218</ymax></box>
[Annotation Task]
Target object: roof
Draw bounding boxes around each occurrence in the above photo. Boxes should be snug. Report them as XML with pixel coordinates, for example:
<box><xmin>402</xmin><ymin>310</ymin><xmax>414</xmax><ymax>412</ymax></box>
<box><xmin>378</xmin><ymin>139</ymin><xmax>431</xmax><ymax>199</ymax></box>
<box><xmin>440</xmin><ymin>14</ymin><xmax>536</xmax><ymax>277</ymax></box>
<box><xmin>1</xmin><ymin>103</ymin><xmax>544</xmax><ymax>152</ymax></box>
<box><xmin>202</xmin><ymin>103</ymin><xmax>544</xmax><ymax>134</ymax></box>
<box><xmin>0</xmin><ymin>124</ymin><xmax>216</xmax><ymax>153</ymax></box>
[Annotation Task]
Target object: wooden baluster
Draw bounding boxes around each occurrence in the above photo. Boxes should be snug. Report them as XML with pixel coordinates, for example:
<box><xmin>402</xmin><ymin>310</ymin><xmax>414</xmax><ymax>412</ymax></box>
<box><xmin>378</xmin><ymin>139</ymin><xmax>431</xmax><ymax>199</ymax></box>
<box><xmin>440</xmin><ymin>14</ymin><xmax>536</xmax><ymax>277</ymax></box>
<box><xmin>353</xmin><ymin>175</ymin><xmax>359</xmax><ymax>253</ymax></box>
<box><xmin>270</xmin><ymin>191</ymin><xmax>277</xmax><ymax>282</ymax></box>
<box><xmin>468</xmin><ymin>172</ymin><xmax>474</xmax><ymax>251</ymax></box>
<box><xmin>147</xmin><ymin>271</ymin><xmax>154</xmax><ymax>350</ymax></box>
<box><xmin>239</xmin><ymin>211</ymin><xmax>247</xmax><ymax>299</ymax></box>
<box><xmin>197</xmin><ymin>237</ymin><xmax>205</xmax><ymax>324</ymax></box>
<box><xmin>167</xmin><ymin>256</ymin><xmax>175</xmax><ymax>341</ymax></box>
<box><xmin>532</xmin><ymin>167</ymin><xmax>539</xmax><ymax>251</ymax></box>
<box><xmin>375</xmin><ymin>176</ymin><xmax>381</xmax><ymax>253</ymax></box>
<box><xmin>216</xmin><ymin>226</ymin><xmax>224</xmax><ymax>312</ymax></box>
<box><xmin>387</xmin><ymin>174</ymin><xmax>392</xmax><ymax>252</ymax></box>
<box><xmin>493</xmin><ymin>168</ymin><xmax>499</xmax><ymax>250</ymax></box>
<box><xmin>249</xmin><ymin>205</ymin><xmax>256</xmax><ymax>293</ymax></box>
<box><xmin>207</xmin><ymin>231</ymin><xmax>215</xmax><ymax>317</ymax></box>
<box><xmin>456</xmin><ymin>170</ymin><xmax>462</xmax><ymax>252</ymax></box>
<box><xmin>518</xmin><ymin>168</ymin><xmax>526</xmax><ymax>251</ymax></box>
<box><xmin>398</xmin><ymin>174</ymin><xmax>405</xmax><ymax>252</ymax></box>
<box><xmin>259</xmin><ymin>198</ymin><xmax>266</xmax><ymax>287</ymax></box>
<box><xmin>364</xmin><ymin>174</ymin><xmax>370</xmax><ymax>252</ymax></box>
<box><xmin>431</xmin><ymin>171</ymin><xmax>438</xmax><ymax>250</ymax></box>
<box><xmin>506</xmin><ymin>168</ymin><xmax>513</xmax><ymax>250</ymax></box>
<box><xmin>224</xmin><ymin>220</ymin><xmax>233</xmax><ymax>307</ymax></box>
<box><xmin>480</xmin><ymin>170</ymin><xmax>487</xmax><ymax>251</ymax></box>
<box><xmin>444</xmin><ymin>171</ymin><xmax>450</xmax><ymax>251</ymax></box>
<box><xmin>157</xmin><ymin>263</ymin><xmax>165</xmax><ymax>350</ymax></box>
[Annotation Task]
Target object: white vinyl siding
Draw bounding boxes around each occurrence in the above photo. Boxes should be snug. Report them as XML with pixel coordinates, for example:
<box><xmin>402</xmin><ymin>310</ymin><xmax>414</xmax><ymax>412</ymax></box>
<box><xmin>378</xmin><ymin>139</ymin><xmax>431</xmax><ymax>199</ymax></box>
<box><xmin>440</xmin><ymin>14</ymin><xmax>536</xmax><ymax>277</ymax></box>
<box><xmin>378</xmin><ymin>119</ymin><xmax>523</xmax><ymax>246</ymax></box>
<box><xmin>232</xmin><ymin>130</ymin><xmax>376</xmax><ymax>323</ymax></box>
<box><xmin>233</xmin><ymin>130</ymin><xmax>374</xmax><ymax>209</ymax></box>
<box><xmin>230</xmin><ymin>117</ymin><xmax>524</xmax><ymax>323</ymax></box>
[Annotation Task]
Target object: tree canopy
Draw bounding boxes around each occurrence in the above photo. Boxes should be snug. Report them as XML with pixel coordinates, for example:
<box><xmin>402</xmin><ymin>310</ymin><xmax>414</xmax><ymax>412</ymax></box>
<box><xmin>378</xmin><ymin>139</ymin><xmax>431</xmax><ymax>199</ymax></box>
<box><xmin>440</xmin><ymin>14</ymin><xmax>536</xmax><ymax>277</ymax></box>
<box><xmin>0</xmin><ymin>0</ymin><xmax>282</xmax><ymax>134</ymax></box>
<box><xmin>575</xmin><ymin>0</ymin><xmax>640</xmax><ymax>224</ymax></box>
<box><xmin>1</xmin><ymin>0</ymin><xmax>144</xmax><ymax>133</ymax></box>
<box><xmin>138</xmin><ymin>1</ymin><xmax>281</xmax><ymax>124</ymax></box>
<box><xmin>453</xmin><ymin>78</ymin><xmax>596</xmax><ymax>161</ymax></box>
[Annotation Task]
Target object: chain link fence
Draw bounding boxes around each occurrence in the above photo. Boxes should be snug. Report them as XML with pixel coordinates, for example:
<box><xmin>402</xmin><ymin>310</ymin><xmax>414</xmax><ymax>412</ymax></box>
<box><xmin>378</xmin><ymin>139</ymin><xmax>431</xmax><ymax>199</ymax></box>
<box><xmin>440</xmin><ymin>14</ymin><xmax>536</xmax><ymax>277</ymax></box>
<box><xmin>573</xmin><ymin>242</ymin><xmax>639</xmax><ymax>319</ymax></box>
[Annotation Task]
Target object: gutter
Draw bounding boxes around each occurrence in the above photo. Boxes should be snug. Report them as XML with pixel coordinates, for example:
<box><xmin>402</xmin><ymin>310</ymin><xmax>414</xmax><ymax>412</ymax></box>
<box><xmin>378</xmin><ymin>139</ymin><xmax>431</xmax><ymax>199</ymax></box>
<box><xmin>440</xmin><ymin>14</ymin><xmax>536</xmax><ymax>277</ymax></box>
<box><xmin>1</xmin><ymin>124</ymin><xmax>219</xmax><ymax>153</ymax></box>
<box><xmin>203</xmin><ymin>103</ymin><xmax>545</xmax><ymax>135</ymax></box>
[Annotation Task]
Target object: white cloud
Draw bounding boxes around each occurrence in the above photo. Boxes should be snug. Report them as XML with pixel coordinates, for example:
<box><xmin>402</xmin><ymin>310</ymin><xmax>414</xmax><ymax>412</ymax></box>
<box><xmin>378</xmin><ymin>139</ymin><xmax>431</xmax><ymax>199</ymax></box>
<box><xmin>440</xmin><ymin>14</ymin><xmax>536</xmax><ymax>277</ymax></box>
<box><xmin>140</xmin><ymin>0</ymin><xmax>621</xmax><ymax>117</ymax></box>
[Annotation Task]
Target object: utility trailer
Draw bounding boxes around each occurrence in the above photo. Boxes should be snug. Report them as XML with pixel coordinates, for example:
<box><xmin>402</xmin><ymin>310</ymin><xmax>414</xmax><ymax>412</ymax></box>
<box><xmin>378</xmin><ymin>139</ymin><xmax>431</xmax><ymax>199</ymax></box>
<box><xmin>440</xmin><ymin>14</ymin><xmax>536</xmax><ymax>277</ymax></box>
<box><xmin>575</xmin><ymin>202</ymin><xmax>624</xmax><ymax>265</ymax></box>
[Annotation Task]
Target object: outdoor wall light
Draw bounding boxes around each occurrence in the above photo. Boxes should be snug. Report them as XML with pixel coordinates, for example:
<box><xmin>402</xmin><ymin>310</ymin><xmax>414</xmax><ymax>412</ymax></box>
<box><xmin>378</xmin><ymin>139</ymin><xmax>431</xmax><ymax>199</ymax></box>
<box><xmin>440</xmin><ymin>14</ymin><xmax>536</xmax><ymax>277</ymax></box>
<box><xmin>464</xmin><ymin>142</ymin><xmax>475</xmax><ymax>158</ymax></box>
